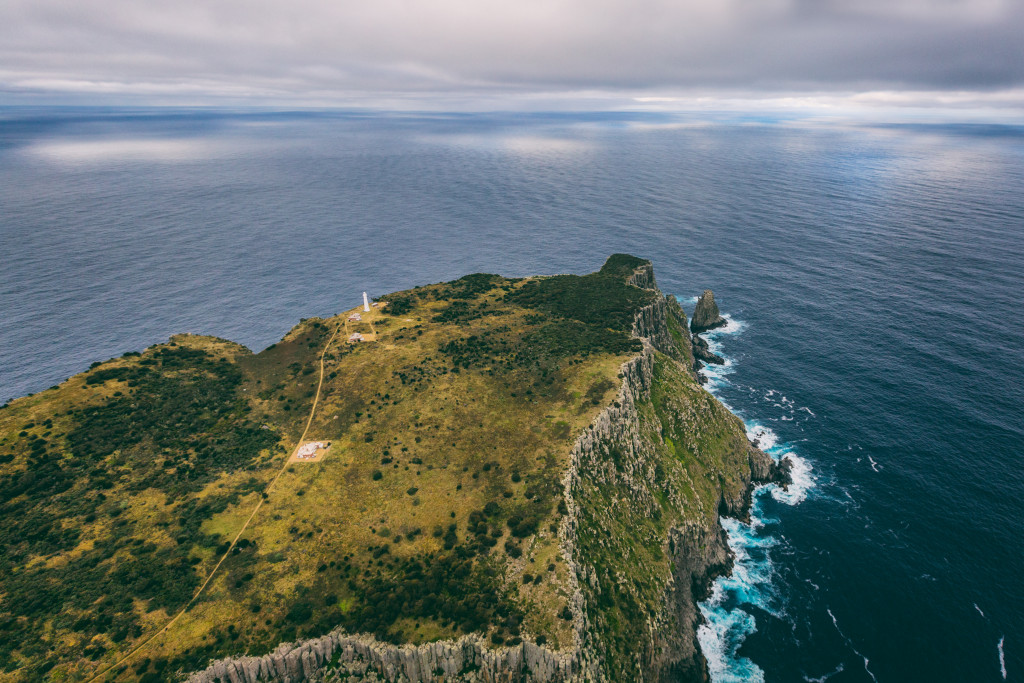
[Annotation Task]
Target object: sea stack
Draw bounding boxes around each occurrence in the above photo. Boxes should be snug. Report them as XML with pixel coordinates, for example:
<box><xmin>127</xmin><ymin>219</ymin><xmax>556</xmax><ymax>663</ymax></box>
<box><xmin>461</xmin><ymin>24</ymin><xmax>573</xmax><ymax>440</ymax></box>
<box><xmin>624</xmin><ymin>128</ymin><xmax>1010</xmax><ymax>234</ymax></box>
<box><xmin>690</xmin><ymin>289</ymin><xmax>727</xmax><ymax>333</ymax></box>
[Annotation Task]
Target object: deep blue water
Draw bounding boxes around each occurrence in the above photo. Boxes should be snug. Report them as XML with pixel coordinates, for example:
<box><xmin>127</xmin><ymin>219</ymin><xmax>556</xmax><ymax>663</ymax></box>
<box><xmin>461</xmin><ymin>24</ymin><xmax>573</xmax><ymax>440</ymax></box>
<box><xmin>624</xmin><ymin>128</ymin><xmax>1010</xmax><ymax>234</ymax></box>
<box><xmin>2</xmin><ymin>108</ymin><xmax>1022</xmax><ymax>682</ymax></box>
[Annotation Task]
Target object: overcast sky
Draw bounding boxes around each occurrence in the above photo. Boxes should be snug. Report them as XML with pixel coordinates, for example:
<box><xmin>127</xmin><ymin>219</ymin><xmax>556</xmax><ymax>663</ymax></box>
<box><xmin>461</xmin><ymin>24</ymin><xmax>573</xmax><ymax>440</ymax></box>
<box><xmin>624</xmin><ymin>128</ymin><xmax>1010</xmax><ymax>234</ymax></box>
<box><xmin>1</xmin><ymin>0</ymin><xmax>1022</xmax><ymax>115</ymax></box>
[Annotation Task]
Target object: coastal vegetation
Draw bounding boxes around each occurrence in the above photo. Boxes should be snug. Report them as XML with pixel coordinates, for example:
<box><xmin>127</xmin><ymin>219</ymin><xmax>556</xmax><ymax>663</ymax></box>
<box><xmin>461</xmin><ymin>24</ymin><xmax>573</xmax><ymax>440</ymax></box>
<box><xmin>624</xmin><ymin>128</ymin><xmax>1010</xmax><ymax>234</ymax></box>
<box><xmin>0</xmin><ymin>258</ymin><xmax>656</xmax><ymax>680</ymax></box>
<box><xmin>0</xmin><ymin>254</ymin><xmax>771</xmax><ymax>682</ymax></box>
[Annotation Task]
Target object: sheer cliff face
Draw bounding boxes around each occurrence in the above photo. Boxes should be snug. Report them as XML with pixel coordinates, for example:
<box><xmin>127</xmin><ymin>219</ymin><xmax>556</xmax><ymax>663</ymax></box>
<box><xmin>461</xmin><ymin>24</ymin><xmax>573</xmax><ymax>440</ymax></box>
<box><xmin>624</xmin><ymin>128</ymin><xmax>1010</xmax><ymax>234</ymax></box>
<box><xmin>187</xmin><ymin>259</ymin><xmax>775</xmax><ymax>683</ymax></box>
<box><xmin>566</xmin><ymin>263</ymin><xmax>773</xmax><ymax>682</ymax></box>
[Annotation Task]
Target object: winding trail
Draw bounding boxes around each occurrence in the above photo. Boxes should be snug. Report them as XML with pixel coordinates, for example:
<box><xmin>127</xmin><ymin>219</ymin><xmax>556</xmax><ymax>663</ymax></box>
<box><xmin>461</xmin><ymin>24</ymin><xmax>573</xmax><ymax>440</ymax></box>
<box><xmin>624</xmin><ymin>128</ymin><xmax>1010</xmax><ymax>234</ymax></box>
<box><xmin>87</xmin><ymin>321</ymin><xmax>342</xmax><ymax>682</ymax></box>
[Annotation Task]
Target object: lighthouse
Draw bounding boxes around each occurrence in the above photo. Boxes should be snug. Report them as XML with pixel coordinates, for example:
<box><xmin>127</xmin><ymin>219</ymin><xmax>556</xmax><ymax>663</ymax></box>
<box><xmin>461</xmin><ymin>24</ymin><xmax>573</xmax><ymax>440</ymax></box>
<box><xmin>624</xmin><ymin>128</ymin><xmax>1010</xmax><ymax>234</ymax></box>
<box><xmin>362</xmin><ymin>292</ymin><xmax>370</xmax><ymax>312</ymax></box>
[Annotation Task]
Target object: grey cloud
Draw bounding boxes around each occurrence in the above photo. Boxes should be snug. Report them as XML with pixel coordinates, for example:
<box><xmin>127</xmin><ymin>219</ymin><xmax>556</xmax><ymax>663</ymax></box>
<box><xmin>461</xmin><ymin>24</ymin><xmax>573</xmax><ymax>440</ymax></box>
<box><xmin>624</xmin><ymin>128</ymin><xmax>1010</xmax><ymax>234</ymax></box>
<box><xmin>1</xmin><ymin>0</ymin><xmax>1022</xmax><ymax>103</ymax></box>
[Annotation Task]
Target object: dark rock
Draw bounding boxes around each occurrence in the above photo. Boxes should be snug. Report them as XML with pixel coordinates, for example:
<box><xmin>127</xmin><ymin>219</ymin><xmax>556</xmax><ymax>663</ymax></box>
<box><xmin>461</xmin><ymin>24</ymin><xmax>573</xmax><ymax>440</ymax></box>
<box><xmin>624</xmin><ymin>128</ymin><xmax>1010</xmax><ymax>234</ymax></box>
<box><xmin>690</xmin><ymin>290</ymin><xmax>726</xmax><ymax>333</ymax></box>
<box><xmin>690</xmin><ymin>334</ymin><xmax>724</xmax><ymax>365</ymax></box>
<box><xmin>774</xmin><ymin>456</ymin><xmax>795</xmax><ymax>488</ymax></box>
<box><xmin>692</xmin><ymin>359</ymin><xmax>707</xmax><ymax>384</ymax></box>
<box><xmin>749</xmin><ymin>449</ymin><xmax>794</xmax><ymax>490</ymax></box>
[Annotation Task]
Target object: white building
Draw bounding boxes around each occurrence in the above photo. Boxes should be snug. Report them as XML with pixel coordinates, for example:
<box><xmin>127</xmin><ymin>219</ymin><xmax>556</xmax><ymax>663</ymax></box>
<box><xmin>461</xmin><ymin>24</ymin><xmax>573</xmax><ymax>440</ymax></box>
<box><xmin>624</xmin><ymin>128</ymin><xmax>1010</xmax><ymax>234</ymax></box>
<box><xmin>296</xmin><ymin>441</ymin><xmax>329</xmax><ymax>459</ymax></box>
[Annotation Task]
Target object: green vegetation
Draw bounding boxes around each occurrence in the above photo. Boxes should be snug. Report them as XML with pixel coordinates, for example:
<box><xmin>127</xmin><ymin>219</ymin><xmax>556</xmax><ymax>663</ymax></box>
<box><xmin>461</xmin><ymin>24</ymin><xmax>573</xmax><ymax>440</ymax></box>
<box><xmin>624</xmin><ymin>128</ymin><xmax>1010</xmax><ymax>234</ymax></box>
<box><xmin>524</xmin><ymin>320</ymin><xmax>642</xmax><ymax>359</ymax></box>
<box><xmin>382</xmin><ymin>294</ymin><xmax>414</xmax><ymax>316</ymax></box>
<box><xmin>0</xmin><ymin>256</ymin><xmax>659</xmax><ymax>681</ymax></box>
<box><xmin>334</xmin><ymin>550</ymin><xmax>524</xmax><ymax>644</ymax></box>
<box><xmin>0</xmin><ymin>253</ymin><xmax>753</xmax><ymax>682</ymax></box>
<box><xmin>505</xmin><ymin>270</ymin><xmax>656</xmax><ymax>331</ymax></box>
<box><xmin>0</xmin><ymin>337</ymin><xmax>285</xmax><ymax>678</ymax></box>
<box><xmin>597</xmin><ymin>253</ymin><xmax>650</xmax><ymax>280</ymax></box>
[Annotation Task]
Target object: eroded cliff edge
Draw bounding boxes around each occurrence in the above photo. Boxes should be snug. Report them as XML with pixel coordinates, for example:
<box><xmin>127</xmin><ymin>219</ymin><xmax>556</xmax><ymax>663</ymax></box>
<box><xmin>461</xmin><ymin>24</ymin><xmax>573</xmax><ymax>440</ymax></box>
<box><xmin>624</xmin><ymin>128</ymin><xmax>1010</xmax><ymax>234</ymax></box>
<box><xmin>186</xmin><ymin>258</ymin><xmax>788</xmax><ymax>683</ymax></box>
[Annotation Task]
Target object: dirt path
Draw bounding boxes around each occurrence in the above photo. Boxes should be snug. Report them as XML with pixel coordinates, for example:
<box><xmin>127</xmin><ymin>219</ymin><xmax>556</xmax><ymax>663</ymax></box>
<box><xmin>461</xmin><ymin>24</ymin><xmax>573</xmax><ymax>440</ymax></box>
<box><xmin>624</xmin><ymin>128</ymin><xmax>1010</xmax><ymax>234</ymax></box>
<box><xmin>87</xmin><ymin>321</ymin><xmax>342</xmax><ymax>682</ymax></box>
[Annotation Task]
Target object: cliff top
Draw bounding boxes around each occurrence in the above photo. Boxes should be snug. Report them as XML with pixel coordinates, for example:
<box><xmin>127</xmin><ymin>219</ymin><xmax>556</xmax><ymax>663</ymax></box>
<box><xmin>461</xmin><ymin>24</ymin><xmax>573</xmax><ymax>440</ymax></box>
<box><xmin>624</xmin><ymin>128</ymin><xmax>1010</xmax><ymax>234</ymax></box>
<box><xmin>0</xmin><ymin>255</ymin><xmax>670</xmax><ymax>681</ymax></box>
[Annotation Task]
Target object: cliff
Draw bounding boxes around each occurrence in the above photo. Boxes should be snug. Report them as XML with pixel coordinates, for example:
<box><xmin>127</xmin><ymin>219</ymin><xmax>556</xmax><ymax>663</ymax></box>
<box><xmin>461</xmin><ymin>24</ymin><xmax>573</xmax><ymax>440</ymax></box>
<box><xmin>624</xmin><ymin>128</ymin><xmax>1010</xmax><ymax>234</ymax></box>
<box><xmin>184</xmin><ymin>258</ymin><xmax>786</xmax><ymax>683</ymax></box>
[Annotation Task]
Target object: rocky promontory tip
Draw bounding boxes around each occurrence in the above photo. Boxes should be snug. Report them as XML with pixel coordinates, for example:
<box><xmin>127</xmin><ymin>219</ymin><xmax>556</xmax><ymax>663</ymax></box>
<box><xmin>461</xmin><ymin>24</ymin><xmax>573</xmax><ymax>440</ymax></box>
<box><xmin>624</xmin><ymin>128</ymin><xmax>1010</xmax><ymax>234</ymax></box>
<box><xmin>691</xmin><ymin>333</ymin><xmax>724</xmax><ymax>366</ymax></box>
<box><xmin>690</xmin><ymin>289</ymin><xmax>727</xmax><ymax>333</ymax></box>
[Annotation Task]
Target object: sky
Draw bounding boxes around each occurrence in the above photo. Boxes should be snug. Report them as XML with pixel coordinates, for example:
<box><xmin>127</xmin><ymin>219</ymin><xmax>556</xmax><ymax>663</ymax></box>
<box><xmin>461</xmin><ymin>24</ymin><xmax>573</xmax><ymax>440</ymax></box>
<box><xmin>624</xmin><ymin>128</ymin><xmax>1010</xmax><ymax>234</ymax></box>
<box><xmin>1</xmin><ymin>0</ymin><xmax>1023</xmax><ymax>118</ymax></box>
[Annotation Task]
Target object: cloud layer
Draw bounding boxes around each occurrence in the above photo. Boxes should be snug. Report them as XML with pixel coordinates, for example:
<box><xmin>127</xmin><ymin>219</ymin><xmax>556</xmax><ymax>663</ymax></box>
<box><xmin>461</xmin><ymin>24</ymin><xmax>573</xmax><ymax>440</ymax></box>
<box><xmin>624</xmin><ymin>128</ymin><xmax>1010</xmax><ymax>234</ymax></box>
<box><xmin>2</xmin><ymin>0</ymin><xmax>1023</xmax><ymax>110</ymax></box>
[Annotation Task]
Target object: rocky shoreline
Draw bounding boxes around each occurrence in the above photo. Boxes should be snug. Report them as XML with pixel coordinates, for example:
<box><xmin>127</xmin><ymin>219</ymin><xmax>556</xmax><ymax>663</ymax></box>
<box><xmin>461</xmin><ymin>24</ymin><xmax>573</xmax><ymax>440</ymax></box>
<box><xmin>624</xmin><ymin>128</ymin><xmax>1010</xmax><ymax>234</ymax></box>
<box><xmin>691</xmin><ymin>333</ymin><xmax>724</xmax><ymax>366</ymax></box>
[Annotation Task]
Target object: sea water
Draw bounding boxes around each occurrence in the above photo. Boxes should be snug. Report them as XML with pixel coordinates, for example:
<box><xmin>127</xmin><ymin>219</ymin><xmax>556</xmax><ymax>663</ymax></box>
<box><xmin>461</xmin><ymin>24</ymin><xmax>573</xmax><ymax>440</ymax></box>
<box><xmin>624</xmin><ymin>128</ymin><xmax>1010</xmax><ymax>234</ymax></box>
<box><xmin>2</xmin><ymin>108</ymin><xmax>1022</xmax><ymax>681</ymax></box>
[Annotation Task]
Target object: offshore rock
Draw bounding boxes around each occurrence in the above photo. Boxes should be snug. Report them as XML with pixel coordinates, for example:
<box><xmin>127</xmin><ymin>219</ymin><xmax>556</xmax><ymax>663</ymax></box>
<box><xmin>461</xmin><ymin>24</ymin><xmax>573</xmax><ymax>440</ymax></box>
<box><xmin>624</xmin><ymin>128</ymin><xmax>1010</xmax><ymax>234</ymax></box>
<box><xmin>749</xmin><ymin>449</ymin><xmax>794</xmax><ymax>489</ymax></box>
<box><xmin>691</xmin><ymin>334</ymin><xmax>724</xmax><ymax>365</ymax></box>
<box><xmin>690</xmin><ymin>290</ymin><xmax>726</xmax><ymax>333</ymax></box>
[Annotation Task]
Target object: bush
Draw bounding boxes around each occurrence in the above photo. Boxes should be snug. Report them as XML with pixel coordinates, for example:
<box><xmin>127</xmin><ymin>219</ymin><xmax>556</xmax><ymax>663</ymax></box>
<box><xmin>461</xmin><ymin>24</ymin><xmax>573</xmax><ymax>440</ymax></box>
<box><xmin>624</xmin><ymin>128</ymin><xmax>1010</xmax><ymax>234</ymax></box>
<box><xmin>286</xmin><ymin>601</ymin><xmax>313</xmax><ymax>624</ymax></box>
<box><xmin>598</xmin><ymin>253</ymin><xmax>649</xmax><ymax>280</ymax></box>
<box><xmin>383</xmin><ymin>295</ymin><xmax>414</xmax><ymax>316</ymax></box>
<box><xmin>335</xmin><ymin>551</ymin><xmax>523</xmax><ymax>642</ymax></box>
<box><xmin>505</xmin><ymin>272</ymin><xmax>655</xmax><ymax>331</ymax></box>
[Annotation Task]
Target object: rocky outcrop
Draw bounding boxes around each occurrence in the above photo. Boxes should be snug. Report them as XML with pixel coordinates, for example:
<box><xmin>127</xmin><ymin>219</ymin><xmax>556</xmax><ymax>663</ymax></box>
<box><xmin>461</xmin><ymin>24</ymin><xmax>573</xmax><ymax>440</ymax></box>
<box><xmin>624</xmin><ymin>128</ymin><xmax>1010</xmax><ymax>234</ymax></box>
<box><xmin>186</xmin><ymin>632</ymin><xmax>575</xmax><ymax>683</ymax></box>
<box><xmin>749</xmin><ymin>448</ymin><xmax>794</xmax><ymax>490</ymax></box>
<box><xmin>690</xmin><ymin>334</ymin><xmax>724</xmax><ymax>365</ymax></box>
<box><xmin>690</xmin><ymin>290</ymin><xmax>726</xmax><ymax>333</ymax></box>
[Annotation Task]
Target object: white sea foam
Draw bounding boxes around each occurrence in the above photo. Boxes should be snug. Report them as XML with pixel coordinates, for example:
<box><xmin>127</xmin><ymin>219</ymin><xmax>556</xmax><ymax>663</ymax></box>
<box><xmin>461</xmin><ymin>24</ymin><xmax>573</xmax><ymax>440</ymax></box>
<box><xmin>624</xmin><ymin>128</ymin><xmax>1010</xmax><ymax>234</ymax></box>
<box><xmin>868</xmin><ymin>456</ymin><xmax>881</xmax><ymax>472</ymax></box>
<box><xmin>708</xmin><ymin>315</ymin><xmax>745</xmax><ymax>338</ymax></box>
<box><xmin>697</xmin><ymin>601</ymin><xmax>765</xmax><ymax>683</ymax></box>
<box><xmin>827</xmin><ymin>608</ymin><xmax>879</xmax><ymax>683</ymax></box>
<box><xmin>690</xmin><ymin>306</ymin><xmax>816</xmax><ymax>683</ymax></box>
<box><xmin>768</xmin><ymin>454</ymin><xmax>813</xmax><ymax>505</ymax></box>
<box><xmin>718</xmin><ymin>517</ymin><xmax>781</xmax><ymax>612</ymax></box>
<box><xmin>974</xmin><ymin>603</ymin><xmax>986</xmax><ymax>618</ymax></box>
<box><xmin>747</xmin><ymin>423</ymin><xmax>779</xmax><ymax>451</ymax></box>
<box><xmin>998</xmin><ymin>636</ymin><xmax>1007</xmax><ymax>679</ymax></box>
<box><xmin>804</xmin><ymin>663</ymin><xmax>844</xmax><ymax>682</ymax></box>
<box><xmin>745</xmin><ymin>422</ymin><xmax>813</xmax><ymax>505</ymax></box>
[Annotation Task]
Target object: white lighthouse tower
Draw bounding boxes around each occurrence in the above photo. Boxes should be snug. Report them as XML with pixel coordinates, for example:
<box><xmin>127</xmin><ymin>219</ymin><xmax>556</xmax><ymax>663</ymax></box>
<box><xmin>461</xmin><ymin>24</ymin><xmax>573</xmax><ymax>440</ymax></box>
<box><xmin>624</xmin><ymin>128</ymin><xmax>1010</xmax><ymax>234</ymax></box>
<box><xmin>362</xmin><ymin>292</ymin><xmax>370</xmax><ymax>312</ymax></box>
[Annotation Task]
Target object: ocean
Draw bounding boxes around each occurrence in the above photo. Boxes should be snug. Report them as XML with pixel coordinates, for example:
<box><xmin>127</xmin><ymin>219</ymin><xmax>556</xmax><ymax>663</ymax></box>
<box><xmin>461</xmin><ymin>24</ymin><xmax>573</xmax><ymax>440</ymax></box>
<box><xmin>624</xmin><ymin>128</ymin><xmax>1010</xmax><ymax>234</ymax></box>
<box><xmin>1</xmin><ymin>108</ymin><xmax>1022</xmax><ymax>682</ymax></box>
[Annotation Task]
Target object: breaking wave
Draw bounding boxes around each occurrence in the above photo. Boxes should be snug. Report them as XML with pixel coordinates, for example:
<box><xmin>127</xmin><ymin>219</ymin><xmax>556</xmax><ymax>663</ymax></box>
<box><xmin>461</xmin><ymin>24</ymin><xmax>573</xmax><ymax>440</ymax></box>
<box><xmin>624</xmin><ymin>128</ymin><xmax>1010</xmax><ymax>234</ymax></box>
<box><xmin>693</xmin><ymin>312</ymin><xmax>816</xmax><ymax>682</ymax></box>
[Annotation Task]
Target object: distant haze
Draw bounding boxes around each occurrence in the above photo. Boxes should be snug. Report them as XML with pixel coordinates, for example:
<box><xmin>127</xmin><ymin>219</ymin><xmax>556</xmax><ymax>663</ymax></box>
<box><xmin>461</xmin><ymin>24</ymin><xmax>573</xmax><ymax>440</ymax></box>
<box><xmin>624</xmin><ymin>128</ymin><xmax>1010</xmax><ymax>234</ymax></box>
<box><xmin>1</xmin><ymin>0</ymin><xmax>1023</xmax><ymax>116</ymax></box>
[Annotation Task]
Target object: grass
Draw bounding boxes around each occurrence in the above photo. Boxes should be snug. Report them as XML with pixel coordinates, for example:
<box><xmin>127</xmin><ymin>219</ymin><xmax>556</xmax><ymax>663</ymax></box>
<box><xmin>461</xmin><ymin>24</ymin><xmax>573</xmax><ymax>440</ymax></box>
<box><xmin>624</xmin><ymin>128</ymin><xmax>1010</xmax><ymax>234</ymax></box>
<box><xmin>0</xmin><ymin>262</ymin><xmax>651</xmax><ymax>681</ymax></box>
<box><xmin>0</xmin><ymin>255</ymin><xmax>758</xmax><ymax>682</ymax></box>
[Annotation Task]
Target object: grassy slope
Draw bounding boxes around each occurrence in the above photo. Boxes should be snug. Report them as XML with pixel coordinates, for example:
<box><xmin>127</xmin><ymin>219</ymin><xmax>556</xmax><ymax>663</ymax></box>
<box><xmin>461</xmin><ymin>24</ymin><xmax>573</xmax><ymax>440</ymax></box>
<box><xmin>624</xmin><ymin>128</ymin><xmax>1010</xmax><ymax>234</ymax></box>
<box><xmin>0</xmin><ymin>263</ymin><xmax>662</xmax><ymax>682</ymax></box>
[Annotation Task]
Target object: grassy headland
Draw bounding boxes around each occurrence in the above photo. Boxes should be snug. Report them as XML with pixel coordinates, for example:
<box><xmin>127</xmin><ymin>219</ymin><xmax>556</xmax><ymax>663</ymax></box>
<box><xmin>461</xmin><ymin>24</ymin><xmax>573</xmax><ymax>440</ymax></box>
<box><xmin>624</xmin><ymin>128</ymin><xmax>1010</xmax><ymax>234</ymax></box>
<box><xmin>0</xmin><ymin>256</ymin><xmax>685</xmax><ymax>681</ymax></box>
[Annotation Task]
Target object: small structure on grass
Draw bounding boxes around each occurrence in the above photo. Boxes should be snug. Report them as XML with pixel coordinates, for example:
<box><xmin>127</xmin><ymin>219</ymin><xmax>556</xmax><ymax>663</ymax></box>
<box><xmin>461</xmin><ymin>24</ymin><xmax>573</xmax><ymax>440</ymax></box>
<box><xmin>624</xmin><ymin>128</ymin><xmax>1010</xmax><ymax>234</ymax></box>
<box><xmin>295</xmin><ymin>441</ymin><xmax>329</xmax><ymax>460</ymax></box>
